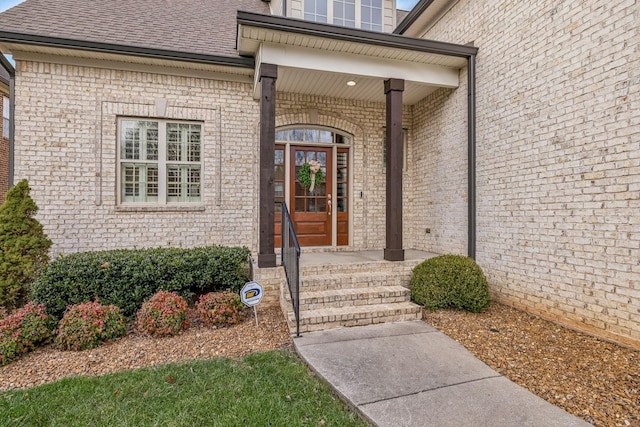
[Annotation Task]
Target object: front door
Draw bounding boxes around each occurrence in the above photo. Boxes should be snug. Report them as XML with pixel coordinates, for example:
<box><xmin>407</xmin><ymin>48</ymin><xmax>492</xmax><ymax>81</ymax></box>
<box><xmin>291</xmin><ymin>146</ymin><xmax>332</xmax><ymax>246</ymax></box>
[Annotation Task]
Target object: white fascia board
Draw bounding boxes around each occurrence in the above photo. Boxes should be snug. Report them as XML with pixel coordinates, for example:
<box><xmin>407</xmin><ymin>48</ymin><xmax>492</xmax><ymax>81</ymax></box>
<box><xmin>253</xmin><ymin>42</ymin><xmax>459</xmax><ymax>99</ymax></box>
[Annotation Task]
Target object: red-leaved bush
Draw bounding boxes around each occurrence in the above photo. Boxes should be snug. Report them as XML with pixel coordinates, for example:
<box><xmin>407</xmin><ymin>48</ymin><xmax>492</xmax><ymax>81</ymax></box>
<box><xmin>55</xmin><ymin>300</ymin><xmax>126</xmax><ymax>351</ymax></box>
<box><xmin>0</xmin><ymin>302</ymin><xmax>56</xmax><ymax>365</ymax></box>
<box><xmin>136</xmin><ymin>291</ymin><xmax>189</xmax><ymax>337</ymax></box>
<box><xmin>196</xmin><ymin>291</ymin><xmax>245</xmax><ymax>327</ymax></box>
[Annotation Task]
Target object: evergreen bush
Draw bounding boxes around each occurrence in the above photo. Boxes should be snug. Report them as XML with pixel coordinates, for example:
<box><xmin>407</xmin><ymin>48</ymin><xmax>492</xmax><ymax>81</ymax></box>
<box><xmin>136</xmin><ymin>291</ymin><xmax>189</xmax><ymax>337</ymax></box>
<box><xmin>410</xmin><ymin>254</ymin><xmax>491</xmax><ymax>313</ymax></box>
<box><xmin>0</xmin><ymin>180</ymin><xmax>52</xmax><ymax>310</ymax></box>
<box><xmin>196</xmin><ymin>291</ymin><xmax>245</xmax><ymax>327</ymax></box>
<box><xmin>0</xmin><ymin>302</ymin><xmax>56</xmax><ymax>365</ymax></box>
<box><xmin>31</xmin><ymin>245</ymin><xmax>251</xmax><ymax>319</ymax></box>
<box><xmin>55</xmin><ymin>300</ymin><xmax>126</xmax><ymax>351</ymax></box>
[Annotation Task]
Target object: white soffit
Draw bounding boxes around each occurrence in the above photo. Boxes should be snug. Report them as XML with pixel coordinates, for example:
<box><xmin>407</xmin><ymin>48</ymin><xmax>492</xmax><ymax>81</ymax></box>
<box><xmin>260</xmin><ymin>42</ymin><xmax>458</xmax><ymax>87</ymax></box>
<box><xmin>242</xmin><ymin>27</ymin><xmax>463</xmax><ymax>104</ymax></box>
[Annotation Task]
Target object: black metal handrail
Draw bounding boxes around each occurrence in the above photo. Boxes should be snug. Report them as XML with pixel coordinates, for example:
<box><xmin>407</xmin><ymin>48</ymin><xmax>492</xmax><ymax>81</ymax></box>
<box><xmin>280</xmin><ymin>201</ymin><xmax>301</xmax><ymax>337</ymax></box>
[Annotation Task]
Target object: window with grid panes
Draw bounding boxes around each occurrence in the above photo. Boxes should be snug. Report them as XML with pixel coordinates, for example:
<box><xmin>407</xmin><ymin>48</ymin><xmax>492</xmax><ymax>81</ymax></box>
<box><xmin>303</xmin><ymin>0</ymin><xmax>383</xmax><ymax>31</ymax></box>
<box><xmin>2</xmin><ymin>97</ymin><xmax>9</xmax><ymax>139</ymax></box>
<box><xmin>118</xmin><ymin>119</ymin><xmax>202</xmax><ymax>204</ymax></box>
<box><xmin>361</xmin><ymin>0</ymin><xmax>382</xmax><ymax>31</ymax></box>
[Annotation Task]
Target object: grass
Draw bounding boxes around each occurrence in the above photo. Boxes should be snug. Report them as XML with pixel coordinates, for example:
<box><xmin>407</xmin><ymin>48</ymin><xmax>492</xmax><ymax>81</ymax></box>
<box><xmin>0</xmin><ymin>350</ymin><xmax>368</xmax><ymax>427</ymax></box>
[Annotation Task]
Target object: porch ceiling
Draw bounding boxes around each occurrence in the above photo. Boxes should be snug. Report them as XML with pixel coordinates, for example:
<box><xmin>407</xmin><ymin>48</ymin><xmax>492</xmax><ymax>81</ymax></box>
<box><xmin>238</xmin><ymin>14</ymin><xmax>468</xmax><ymax>105</ymax></box>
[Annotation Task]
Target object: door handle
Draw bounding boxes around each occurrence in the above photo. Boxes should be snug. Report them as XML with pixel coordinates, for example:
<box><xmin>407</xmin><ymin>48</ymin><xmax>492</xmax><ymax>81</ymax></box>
<box><xmin>327</xmin><ymin>194</ymin><xmax>332</xmax><ymax>216</ymax></box>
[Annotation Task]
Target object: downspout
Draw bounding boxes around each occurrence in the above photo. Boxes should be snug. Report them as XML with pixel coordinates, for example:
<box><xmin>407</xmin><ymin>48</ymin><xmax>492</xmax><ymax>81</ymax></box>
<box><xmin>467</xmin><ymin>53</ymin><xmax>476</xmax><ymax>259</ymax></box>
<box><xmin>8</xmin><ymin>70</ymin><xmax>14</xmax><ymax>187</ymax></box>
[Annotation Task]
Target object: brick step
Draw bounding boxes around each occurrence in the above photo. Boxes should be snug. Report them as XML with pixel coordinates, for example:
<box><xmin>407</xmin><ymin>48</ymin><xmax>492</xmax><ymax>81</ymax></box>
<box><xmin>286</xmin><ymin>302</ymin><xmax>422</xmax><ymax>334</ymax></box>
<box><xmin>299</xmin><ymin>271</ymin><xmax>406</xmax><ymax>291</ymax></box>
<box><xmin>287</xmin><ymin>285</ymin><xmax>411</xmax><ymax>311</ymax></box>
<box><xmin>300</xmin><ymin>260</ymin><xmax>422</xmax><ymax>277</ymax></box>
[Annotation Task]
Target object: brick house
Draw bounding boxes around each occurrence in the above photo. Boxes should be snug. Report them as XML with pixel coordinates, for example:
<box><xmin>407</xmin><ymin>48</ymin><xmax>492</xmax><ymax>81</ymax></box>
<box><xmin>0</xmin><ymin>0</ymin><xmax>637</xmax><ymax>346</ymax></box>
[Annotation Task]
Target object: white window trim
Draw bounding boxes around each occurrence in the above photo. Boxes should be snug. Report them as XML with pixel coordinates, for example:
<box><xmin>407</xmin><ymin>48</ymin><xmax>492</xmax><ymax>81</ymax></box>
<box><xmin>117</xmin><ymin>118</ymin><xmax>204</xmax><ymax>206</ymax></box>
<box><xmin>304</xmin><ymin>0</ymin><xmax>382</xmax><ymax>30</ymax></box>
<box><xmin>2</xmin><ymin>96</ymin><xmax>9</xmax><ymax>139</ymax></box>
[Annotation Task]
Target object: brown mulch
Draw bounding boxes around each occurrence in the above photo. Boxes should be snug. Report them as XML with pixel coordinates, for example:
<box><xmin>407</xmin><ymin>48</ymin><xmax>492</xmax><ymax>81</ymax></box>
<box><xmin>1</xmin><ymin>303</ymin><xmax>638</xmax><ymax>427</ymax></box>
<box><xmin>0</xmin><ymin>306</ymin><xmax>292</xmax><ymax>391</ymax></box>
<box><xmin>423</xmin><ymin>303</ymin><xmax>640</xmax><ymax>427</ymax></box>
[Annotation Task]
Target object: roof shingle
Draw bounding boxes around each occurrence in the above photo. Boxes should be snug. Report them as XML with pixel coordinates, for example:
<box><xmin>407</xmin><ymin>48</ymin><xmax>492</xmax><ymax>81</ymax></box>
<box><xmin>0</xmin><ymin>0</ymin><xmax>270</xmax><ymax>57</ymax></box>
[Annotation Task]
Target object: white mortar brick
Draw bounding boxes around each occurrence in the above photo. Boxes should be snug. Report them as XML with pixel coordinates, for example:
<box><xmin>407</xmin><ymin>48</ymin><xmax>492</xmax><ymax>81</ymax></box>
<box><xmin>414</xmin><ymin>0</ymin><xmax>640</xmax><ymax>346</ymax></box>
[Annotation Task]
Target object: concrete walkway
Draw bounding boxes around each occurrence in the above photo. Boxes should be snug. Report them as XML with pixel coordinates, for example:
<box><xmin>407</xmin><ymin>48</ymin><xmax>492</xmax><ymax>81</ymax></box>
<box><xmin>294</xmin><ymin>321</ymin><xmax>591</xmax><ymax>427</ymax></box>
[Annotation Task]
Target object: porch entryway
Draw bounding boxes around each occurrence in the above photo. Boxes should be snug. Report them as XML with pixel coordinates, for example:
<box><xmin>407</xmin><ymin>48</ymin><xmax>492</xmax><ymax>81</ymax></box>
<box><xmin>274</xmin><ymin>128</ymin><xmax>350</xmax><ymax>248</ymax></box>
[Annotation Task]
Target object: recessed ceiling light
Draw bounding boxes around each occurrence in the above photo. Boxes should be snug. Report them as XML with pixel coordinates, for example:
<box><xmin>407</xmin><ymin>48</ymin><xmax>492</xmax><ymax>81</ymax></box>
<box><xmin>346</xmin><ymin>80</ymin><xmax>357</xmax><ymax>87</ymax></box>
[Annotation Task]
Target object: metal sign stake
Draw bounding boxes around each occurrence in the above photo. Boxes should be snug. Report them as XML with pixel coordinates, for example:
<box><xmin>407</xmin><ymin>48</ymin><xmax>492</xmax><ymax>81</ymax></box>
<box><xmin>241</xmin><ymin>281</ymin><xmax>264</xmax><ymax>328</ymax></box>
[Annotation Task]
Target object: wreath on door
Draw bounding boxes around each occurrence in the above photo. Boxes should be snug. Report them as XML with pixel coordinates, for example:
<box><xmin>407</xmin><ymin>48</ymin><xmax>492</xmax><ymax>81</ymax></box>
<box><xmin>297</xmin><ymin>160</ymin><xmax>324</xmax><ymax>192</ymax></box>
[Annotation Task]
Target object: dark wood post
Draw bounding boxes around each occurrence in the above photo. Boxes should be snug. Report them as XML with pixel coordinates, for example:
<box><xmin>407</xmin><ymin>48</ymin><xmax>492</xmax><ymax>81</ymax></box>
<box><xmin>384</xmin><ymin>78</ymin><xmax>404</xmax><ymax>262</ymax></box>
<box><xmin>258</xmin><ymin>63</ymin><xmax>278</xmax><ymax>268</ymax></box>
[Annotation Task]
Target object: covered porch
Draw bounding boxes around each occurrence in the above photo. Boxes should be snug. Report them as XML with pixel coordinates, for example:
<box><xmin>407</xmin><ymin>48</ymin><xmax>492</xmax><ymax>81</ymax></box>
<box><xmin>237</xmin><ymin>11</ymin><xmax>478</xmax><ymax>269</ymax></box>
<box><xmin>239</xmin><ymin>11</ymin><xmax>478</xmax><ymax>334</ymax></box>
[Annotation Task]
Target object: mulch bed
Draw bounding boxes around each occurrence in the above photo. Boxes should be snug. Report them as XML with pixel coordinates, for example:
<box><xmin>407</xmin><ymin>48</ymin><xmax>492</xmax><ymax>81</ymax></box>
<box><xmin>423</xmin><ymin>303</ymin><xmax>640</xmax><ymax>427</ymax></box>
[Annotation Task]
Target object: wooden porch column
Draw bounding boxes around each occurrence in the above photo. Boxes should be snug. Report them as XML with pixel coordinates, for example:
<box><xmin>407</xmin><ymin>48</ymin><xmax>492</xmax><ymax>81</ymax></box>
<box><xmin>258</xmin><ymin>63</ymin><xmax>278</xmax><ymax>268</ymax></box>
<box><xmin>384</xmin><ymin>78</ymin><xmax>404</xmax><ymax>262</ymax></box>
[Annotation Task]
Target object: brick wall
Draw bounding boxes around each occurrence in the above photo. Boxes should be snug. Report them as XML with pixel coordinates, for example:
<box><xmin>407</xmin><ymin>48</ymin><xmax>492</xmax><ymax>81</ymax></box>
<box><xmin>414</xmin><ymin>0</ymin><xmax>640</xmax><ymax>346</ymax></box>
<box><xmin>410</xmin><ymin>82</ymin><xmax>468</xmax><ymax>255</ymax></box>
<box><xmin>15</xmin><ymin>61</ymin><xmax>261</xmax><ymax>255</ymax></box>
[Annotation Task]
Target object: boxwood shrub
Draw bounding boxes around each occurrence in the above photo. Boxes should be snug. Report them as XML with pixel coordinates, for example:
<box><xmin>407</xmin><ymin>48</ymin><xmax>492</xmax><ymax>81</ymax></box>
<box><xmin>410</xmin><ymin>254</ymin><xmax>491</xmax><ymax>313</ymax></box>
<box><xmin>31</xmin><ymin>245</ymin><xmax>251</xmax><ymax>319</ymax></box>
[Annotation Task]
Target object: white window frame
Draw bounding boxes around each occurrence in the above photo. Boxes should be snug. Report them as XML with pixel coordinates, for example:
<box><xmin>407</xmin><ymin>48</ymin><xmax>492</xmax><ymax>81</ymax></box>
<box><xmin>304</xmin><ymin>0</ymin><xmax>382</xmax><ymax>31</ymax></box>
<box><xmin>2</xmin><ymin>96</ymin><xmax>9</xmax><ymax>139</ymax></box>
<box><xmin>117</xmin><ymin>118</ymin><xmax>204</xmax><ymax>206</ymax></box>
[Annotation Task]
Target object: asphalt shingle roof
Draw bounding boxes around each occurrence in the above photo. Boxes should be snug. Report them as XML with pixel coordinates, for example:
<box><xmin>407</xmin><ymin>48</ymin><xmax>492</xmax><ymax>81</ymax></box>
<box><xmin>0</xmin><ymin>0</ymin><xmax>270</xmax><ymax>57</ymax></box>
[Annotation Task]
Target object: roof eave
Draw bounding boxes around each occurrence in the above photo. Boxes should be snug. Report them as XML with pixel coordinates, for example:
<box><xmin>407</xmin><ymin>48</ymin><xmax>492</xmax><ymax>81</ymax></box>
<box><xmin>237</xmin><ymin>10</ymin><xmax>477</xmax><ymax>58</ymax></box>
<box><xmin>0</xmin><ymin>51</ymin><xmax>14</xmax><ymax>85</ymax></box>
<box><xmin>0</xmin><ymin>31</ymin><xmax>254</xmax><ymax>69</ymax></box>
<box><xmin>393</xmin><ymin>0</ymin><xmax>436</xmax><ymax>35</ymax></box>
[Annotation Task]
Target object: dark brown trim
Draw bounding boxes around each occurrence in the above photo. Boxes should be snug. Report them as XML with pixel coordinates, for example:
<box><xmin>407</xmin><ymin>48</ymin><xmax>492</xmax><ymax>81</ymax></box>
<box><xmin>384</xmin><ymin>78</ymin><xmax>404</xmax><ymax>262</ymax></box>
<box><xmin>0</xmin><ymin>31</ymin><xmax>254</xmax><ymax>69</ymax></box>
<box><xmin>237</xmin><ymin>11</ymin><xmax>478</xmax><ymax>58</ymax></box>
<box><xmin>258</xmin><ymin>63</ymin><xmax>278</xmax><ymax>268</ymax></box>
<box><xmin>468</xmin><ymin>55</ymin><xmax>476</xmax><ymax>259</ymax></box>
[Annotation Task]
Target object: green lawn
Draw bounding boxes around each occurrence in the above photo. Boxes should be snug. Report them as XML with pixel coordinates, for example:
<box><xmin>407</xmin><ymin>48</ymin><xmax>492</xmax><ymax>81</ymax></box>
<box><xmin>0</xmin><ymin>350</ymin><xmax>368</xmax><ymax>427</ymax></box>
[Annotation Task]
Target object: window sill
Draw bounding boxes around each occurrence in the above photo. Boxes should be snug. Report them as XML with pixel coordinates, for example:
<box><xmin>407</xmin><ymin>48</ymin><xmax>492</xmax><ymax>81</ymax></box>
<box><xmin>115</xmin><ymin>205</ymin><xmax>206</xmax><ymax>213</ymax></box>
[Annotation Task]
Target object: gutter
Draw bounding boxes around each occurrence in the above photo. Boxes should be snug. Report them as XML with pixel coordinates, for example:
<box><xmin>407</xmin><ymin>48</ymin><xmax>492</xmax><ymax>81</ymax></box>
<box><xmin>0</xmin><ymin>31</ymin><xmax>255</xmax><ymax>69</ymax></box>
<box><xmin>237</xmin><ymin>10</ymin><xmax>477</xmax><ymax>58</ymax></box>
<box><xmin>0</xmin><ymin>54</ymin><xmax>13</xmax><ymax>188</ymax></box>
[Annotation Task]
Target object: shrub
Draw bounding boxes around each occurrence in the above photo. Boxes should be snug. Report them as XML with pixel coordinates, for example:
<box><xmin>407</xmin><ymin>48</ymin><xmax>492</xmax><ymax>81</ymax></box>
<box><xmin>55</xmin><ymin>300</ymin><xmax>126</xmax><ymax>351</ymax></box>
<box><xmin>410</xmin><ymin>254</ymin><xmax>491</xmax><ymax>313</ymax></box>
<box><xmin>0</xmin><ymin>180</ymin><xmax>52</xmax><ymax>310</ymax></box>
<box><xmin>196</xmin><ymin>291</ymin><xmax>245</xmax><ymax>327</ymax></box>
<box><xmin>137</xmin><ymin>291</ymin><xmax>189</xmax><ymax>337</ymax></box>
<box><xmin>0</xmin><ymin>302</ymin><xmax>56</xmax><ymax>366</ymax></box>
<box><xmin>31</xmin><ymin>245</ymin><xmax>251</xmax><ymax>319</ymax></box>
